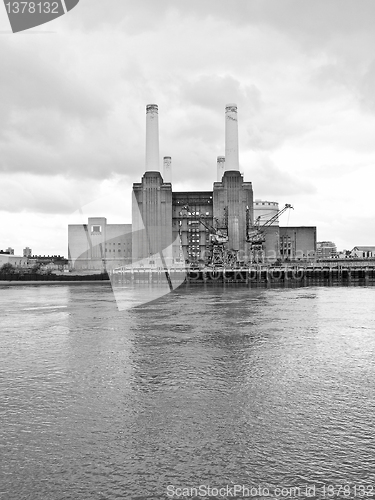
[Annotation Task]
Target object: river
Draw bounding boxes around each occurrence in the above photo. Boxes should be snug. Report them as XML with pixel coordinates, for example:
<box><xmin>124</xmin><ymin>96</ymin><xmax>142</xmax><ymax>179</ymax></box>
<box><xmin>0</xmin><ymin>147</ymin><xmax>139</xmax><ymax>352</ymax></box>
<box><xmin>1</xmin><ymin>284</ymin><xmax>375</xmax><ymax>500</ymax></box>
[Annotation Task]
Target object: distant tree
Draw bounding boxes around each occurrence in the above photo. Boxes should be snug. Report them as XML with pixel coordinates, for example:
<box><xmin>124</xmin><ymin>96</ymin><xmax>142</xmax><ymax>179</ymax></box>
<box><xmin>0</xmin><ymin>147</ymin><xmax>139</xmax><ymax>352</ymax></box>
<box><xmin>0</xmin><ymin>263</ymin><xmax>15</xmax><ymax>274</ymax></box>
<box><xmin>31</xmin><ymin>263</ymin><xmax>42</xmax><ymax>273</ymax></box>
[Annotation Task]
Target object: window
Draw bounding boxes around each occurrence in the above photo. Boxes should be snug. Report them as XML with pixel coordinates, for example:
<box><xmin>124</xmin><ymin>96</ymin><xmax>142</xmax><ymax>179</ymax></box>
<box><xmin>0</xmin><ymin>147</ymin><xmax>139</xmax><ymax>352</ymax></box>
<box><xmin>91</xmin><ymin>225</ymin><xmax>101</xmax><ymax>234</ymax></box>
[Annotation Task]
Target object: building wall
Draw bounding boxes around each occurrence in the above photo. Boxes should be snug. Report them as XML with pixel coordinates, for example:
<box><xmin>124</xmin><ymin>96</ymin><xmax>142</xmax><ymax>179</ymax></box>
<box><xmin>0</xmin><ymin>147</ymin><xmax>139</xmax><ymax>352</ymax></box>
<box><xmin>279</xmin><ymin>226</ymin><xmax>316</xmax><ymax>260</ymax></box>
<box><xmin>253</xmin><ymin>200</ymin><xmax>280</xmax><ymax>260</ymax></box>
<box><xmin>0</xmin><ymin>254</ymin><xmax>28</xmax><ymax>267</ymax></box>
<box><xmin>213</xmin><ymin>170</ymin><xmax>253</xmax><ymax>263</ymax></box>
<box><xmin>68</xmin><ymin>218</ymin><xmax>132</xmax><ymax>270</ymax></box>
<box><xmin>350</xmin><ymin>247</ymin><xmax>375</xmax><ymax>258</ymax></box>
<box><xmin>105</xmin><ymin>224</ymin><xmax>133</xmax><ymax>268</ymax></box>
<box><xmin>132</xmin><ymin>171</ymin><xmax>173</xmax><ymax>266</ymax></box>
<box><xmin>172</xmin><ymin>191</ymin><xmax>214</xmax><ymax>264</ymax></box>
<box><xmin>253</xmin><ymin>200</ymin><xmax>279</xmax><ymax>225</ymax></box>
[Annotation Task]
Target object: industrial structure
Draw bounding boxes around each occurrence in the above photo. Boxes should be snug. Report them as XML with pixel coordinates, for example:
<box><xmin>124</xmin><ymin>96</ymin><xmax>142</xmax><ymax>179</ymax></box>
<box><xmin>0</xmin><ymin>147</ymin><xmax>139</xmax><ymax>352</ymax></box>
<box><xmin>68</xmin><ymin>104</ymin><xmax>316</xmax><ymax>270</ymax></box>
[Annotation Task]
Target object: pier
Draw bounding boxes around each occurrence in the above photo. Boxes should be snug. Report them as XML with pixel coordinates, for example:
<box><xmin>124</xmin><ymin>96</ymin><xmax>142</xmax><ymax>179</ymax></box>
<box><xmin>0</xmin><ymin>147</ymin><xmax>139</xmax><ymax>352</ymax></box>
<box><xmin>111</xmin><ymin>263</ymin><xmax>375</xmax><ymax>287</ymax></box>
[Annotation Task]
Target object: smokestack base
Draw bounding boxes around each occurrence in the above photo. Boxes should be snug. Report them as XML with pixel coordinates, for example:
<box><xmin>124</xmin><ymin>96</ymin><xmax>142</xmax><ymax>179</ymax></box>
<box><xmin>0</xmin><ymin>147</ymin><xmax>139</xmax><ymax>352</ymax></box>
<box><xmin>217</xmin><ymin>155</ymin><xmax>225</xmax><ymax>182</ymax></box>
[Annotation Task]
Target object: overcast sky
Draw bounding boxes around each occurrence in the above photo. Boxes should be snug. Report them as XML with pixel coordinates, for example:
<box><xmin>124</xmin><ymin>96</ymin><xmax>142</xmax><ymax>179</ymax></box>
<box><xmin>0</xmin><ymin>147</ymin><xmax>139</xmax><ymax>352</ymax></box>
<box><xmin>1</xmin><ymin>0</ymin><xmax>375</xmax><ymax>255</ymax></box>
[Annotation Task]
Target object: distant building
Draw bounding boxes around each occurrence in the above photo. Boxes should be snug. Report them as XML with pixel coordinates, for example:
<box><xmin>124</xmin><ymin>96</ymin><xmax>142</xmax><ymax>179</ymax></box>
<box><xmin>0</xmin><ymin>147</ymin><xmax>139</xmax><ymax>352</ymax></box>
<box><xmin>317</xmin><ymin>241</ymin><xmax>337</xmax><ymax>259</ymax></box>
<box><xmin>28</xmin><ymin>255</ymin><xmax>68</xmax><ymax>265</ymax></box>
<box><xmin>350</xmin><ymin>246</ymin><xmax>375</xmax><ymax>258</ymax></box>
<box><xmin>5</xmin><ymin>247</ymin><xmax>14</xmax><ymax>255</ymax></box>
<box><xmin>23</xmin><ymin>247</ymin><xmax>32</xmax><ymax>258</ymax></box>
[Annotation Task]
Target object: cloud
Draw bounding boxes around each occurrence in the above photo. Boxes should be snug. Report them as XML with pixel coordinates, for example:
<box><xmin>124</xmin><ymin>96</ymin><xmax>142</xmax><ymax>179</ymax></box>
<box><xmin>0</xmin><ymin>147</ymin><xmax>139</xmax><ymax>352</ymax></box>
<box><xmin>1</xmin><ymin>0</ymin><xmax>375</xmax><ymax>255</ymax></box>
<box><xmin>0</xmin><ymin>173</ymin><xmax>88</xmax><ymax>213</ymax></box>
<box><xmin>0</xmin><ymin>40</ymin><xmax>107</xmax><ymax>120</ymax></box>
<box><xmin>250</xmin><ymin>155</ymin><xmax>316</xmax><ymax>199</ymax></box>
<box><xmin>358</xmin><ymin>60</ymin><xmax>375</xmax><ymax>114</ymax></box>
<box><xmin>65</xmin><ymin>0</ymin><xmax>375</xmax><ymax>43</ymax></box>
<box><xmin>180</xmin><ymin>75</ymin><xmax>262</xmax><ymax>114</ymax></box>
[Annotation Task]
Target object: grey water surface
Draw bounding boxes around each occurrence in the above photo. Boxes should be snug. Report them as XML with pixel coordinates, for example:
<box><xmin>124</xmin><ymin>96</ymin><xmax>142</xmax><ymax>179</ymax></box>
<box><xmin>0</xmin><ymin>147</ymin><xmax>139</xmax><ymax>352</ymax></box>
<box><xmin>1</xmin><ymin>284</ymin><xmax>375</xmax><ymax>500</ymax></box>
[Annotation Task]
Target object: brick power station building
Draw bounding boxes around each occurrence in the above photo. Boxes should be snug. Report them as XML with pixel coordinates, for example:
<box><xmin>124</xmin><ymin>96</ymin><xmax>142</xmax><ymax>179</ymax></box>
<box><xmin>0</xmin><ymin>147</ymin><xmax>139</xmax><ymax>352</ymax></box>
<box><xmin>68</xmin><ymin>104</ymin><xmax>316</xmax><ymax>271</ymax></box>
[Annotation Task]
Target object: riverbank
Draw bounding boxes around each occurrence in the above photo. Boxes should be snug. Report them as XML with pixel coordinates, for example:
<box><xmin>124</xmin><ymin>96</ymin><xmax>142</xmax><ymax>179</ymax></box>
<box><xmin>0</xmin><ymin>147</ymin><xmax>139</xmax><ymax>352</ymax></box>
<box><xmin>0</xmin><ymin>272</ymin><xmax>110</xmax><ymax>285</ymax></box>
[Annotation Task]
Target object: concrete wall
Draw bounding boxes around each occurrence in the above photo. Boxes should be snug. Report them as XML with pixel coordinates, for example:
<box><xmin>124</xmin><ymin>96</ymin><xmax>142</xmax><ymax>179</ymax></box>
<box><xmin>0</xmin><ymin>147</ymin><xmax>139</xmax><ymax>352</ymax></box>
<box><xmin>0</xmin><ymin>254</ymin><xmax>28</xmax><ymax>267</ymax></box>
<box><xmin>279</xmin><ymin>226</ymin><xmax>317</xmax><ymax>260</ymax></box>
<box><xmin>132</xmin><ymin>171</ymin><xmax>173</xmax><ymax>266</ymax></box>
<box><xmin>68</xmin><ymin>219</ymin><xmax>132</xmax><ymax>270</ymax></box>
<box><xmin>213</xmin><ymin>170</ymin><xmax>253</xmax><ymax>263</ymax></box>
<box><xmin>253</xmin><ymin>200</ymin><xmax>280</xmax><ymax>261</ymax></box>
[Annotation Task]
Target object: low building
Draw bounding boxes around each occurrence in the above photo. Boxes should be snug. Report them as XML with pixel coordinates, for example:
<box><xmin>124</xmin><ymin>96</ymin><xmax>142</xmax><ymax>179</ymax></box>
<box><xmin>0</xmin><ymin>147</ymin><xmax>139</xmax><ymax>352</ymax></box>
<box><xmin>279</xmin><ymin>227</ymin><xmax>316</xmax><ymax>260</ymax></box>
<box><xmin>350</xmin><ymin>246</ymin><xmax>375</xmax><ymax>258</ymax></box>
<box><xmin>0</xmin><ymin>254</ymin><xmax>28</xmax><ymax>268</ymax></box>
<box><xmin>68</xmin><ymin>217</ymin><xmax>132</xmax><ymax>271</ymax></box>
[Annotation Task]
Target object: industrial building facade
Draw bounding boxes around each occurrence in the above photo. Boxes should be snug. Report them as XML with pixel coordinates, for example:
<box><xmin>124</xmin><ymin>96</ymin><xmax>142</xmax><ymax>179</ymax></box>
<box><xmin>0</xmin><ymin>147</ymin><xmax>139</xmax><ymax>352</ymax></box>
<box><xmin>68</xmin><ymin>104</ymin><xmax>316</xmax><ymax>270</ymax></box>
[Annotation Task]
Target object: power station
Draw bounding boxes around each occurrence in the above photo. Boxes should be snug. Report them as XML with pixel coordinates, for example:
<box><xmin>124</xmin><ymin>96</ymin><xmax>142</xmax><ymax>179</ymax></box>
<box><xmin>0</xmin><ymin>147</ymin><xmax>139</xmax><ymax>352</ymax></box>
<box><xmin>68</xmin><ymin>104</ymin><xmax>316</xmax><ymax>270</ymax></box>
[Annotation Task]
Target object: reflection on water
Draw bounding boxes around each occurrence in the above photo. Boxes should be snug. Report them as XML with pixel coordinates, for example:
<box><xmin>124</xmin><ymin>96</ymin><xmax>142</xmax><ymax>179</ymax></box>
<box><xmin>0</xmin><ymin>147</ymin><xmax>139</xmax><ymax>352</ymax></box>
<box><xmin>1</xmin><ymin>285</ymin><xmax>375</xmax><ymax>499</ymax></box>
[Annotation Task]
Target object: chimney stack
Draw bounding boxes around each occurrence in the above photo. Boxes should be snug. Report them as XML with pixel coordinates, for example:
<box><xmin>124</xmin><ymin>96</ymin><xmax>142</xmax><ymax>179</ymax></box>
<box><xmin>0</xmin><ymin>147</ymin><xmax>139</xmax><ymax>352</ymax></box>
<box><xmin>163</xmin><ymin>156</ymin><xmax>172</xmax><ymax>183</ymax></box>
<box><xmin>145</xmin><ymin>104</ymin><xmax>160</xmax><ymax>171</ymax></box>
<box><xmin>217</xmin><ymin>156</ymin><xmax>225</xmax><ymax>181</ymax></box>
<box><xmin>224</xmin><ymin>104</ymin><xmax>239</xmax><ymax>171</ymax></box>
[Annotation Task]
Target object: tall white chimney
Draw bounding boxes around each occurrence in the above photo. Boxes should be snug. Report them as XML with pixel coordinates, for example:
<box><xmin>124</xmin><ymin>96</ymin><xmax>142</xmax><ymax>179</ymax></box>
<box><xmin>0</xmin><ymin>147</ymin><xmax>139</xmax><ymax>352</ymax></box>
<box><xmin>145</xmin><ymin>104</ymin><xmax>160</xmax><ymax>171</ymax></box>
<box><xmin>224</xmin><ymin>103</ymin><xmax>239</xmax><ymax>171</ymax></box>
<box><xmin>163</xmin><ymin>156</ymin><xmax>172</xmax><ymax>183</ymax></box>
<box><xmin>217</xmin><ymin>156</ymin><xmax>225</xmax><ymax>181</ymax></box>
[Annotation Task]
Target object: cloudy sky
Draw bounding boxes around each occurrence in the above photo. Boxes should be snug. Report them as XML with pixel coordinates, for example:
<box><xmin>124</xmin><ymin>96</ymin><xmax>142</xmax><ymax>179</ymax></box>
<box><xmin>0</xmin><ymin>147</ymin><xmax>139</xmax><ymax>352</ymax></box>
<box><xmin>1</xmin><ymin>0</ymin><xmax>375</xmax><ymax>256</ymax></box>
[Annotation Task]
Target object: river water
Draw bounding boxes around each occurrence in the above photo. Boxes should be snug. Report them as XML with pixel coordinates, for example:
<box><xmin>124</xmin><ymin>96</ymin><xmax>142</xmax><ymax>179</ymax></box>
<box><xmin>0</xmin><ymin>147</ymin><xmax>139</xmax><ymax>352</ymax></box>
<box><xmin>1</xmin><ymin>284</ymin><xmax>375</xmax><ymax>500</ymax></box>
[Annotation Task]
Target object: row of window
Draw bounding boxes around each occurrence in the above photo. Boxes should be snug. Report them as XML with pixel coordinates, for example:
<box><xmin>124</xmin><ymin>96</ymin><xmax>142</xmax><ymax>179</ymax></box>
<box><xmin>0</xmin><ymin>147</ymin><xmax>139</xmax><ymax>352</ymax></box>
<box><xmin>177</xmin><ymin>211</ymin><xmax>211</xmax><ymax>216</ymax></box>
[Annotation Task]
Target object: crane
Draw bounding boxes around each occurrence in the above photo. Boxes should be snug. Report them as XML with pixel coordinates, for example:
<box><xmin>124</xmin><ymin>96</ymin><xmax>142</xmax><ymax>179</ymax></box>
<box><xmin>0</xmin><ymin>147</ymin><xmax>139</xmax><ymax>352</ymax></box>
<box><xmin>180</xmin><ymin>205</ymin><xmax>228</xmax><ymax>241</ymax></box>
<box><xmin>179</xmin><ymin>205</ymin><xmax>229</xmax><ymax>267</ymax></box>
<box><xmin>247</xmin><ymin>203</ymin><xmax>294</xmax><ymax>245</ymax></box>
